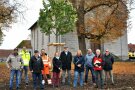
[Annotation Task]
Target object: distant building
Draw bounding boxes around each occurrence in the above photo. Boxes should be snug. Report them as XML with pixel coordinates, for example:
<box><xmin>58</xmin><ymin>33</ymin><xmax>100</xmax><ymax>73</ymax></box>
<box><xmin>16</xmin><ymin>40</ymin><xmax>32</xmax><ymax>56</ymax></box>
<box><xmin>0</xmin><ymin>49</ymin><xmax>13</xmax><ymax>62</ymax></box>
<box><xmin>0</xmin><ymin>40</ymin><xmax>32</xmax><ymax>62</ymax></box>
<box><xmin>128</xmin><ymin>43</ymin><xmax>135</xmax><ymax>52</ymax></box>
<box><xmin>28</xmin><ymin>22</ymin><xmax>128</xmax><ymax>60</ymax></box>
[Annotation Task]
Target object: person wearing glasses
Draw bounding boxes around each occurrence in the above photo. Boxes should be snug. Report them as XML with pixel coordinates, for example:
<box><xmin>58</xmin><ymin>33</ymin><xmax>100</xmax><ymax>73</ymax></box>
<box><xmin>103</xmin><ymin>49</ymin><xmax>114</xmax><ymax>85</ymax></box>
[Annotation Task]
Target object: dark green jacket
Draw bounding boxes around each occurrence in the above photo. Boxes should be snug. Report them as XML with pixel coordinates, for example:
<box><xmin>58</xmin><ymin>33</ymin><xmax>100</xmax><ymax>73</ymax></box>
<box><xmin>103</xmin><ymin>54</ymin><xmax>114</xmax><ymax>71</ymax></box>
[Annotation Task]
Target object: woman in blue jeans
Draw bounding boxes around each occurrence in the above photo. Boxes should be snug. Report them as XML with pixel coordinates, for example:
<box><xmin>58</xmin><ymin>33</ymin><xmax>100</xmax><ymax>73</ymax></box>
<box><xmin>73</xmin><ymin>50</ymin><xmax>85</xmax><ymax>88</ymax></box>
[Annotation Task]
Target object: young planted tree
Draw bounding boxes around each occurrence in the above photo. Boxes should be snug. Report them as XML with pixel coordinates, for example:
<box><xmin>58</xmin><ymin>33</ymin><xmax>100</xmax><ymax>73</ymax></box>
<box><xmin>38</xmin><ymin>0</ymin><xmax>77</xmax><ymax>50</ymax></box>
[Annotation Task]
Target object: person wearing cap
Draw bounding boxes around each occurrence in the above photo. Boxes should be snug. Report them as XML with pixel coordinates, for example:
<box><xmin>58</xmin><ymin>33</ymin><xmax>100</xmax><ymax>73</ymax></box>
<box><xmin>60</xmin><ymin>46</ymin><xmax>72</xmax><ymax>85</ymax></box>
<box><xmin>6</xmin><ymin>48</ymin><xmax>24</xmax><ymax>90</ymax></box>
<box><xmin>19</xmin><ymin>46</ymin><xmax>30</xmax><ymax>86</ymax></box>
<box><xmin>103</xmin><ymin>49</ymin><xmax>114</xmax><ymax>85</ymax></box>
<box><xmin>84</xmin><ymin>49</ymin><xmax>96</xmax><ymax>85</ymax></box>
<box><xmin>29</xmin><ymin>50</ymin><xmax>44</xmax><ymax>90</ymax></box>
<box><xmin>92</xmin><ymin>49</ymin><xmax>104</xmax><ymax>89</ymax></box>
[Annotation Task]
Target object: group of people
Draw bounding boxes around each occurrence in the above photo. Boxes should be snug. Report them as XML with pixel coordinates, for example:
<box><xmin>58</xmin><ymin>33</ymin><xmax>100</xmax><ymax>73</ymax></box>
<box><xmin>6</xmin><ymin>46</ymin><xmax>114</xmax><ymax>90</ymax></box>
<box><xmin>6</xmin><ymin>47</ymin><xmax>30</xmax><ymax>90</ymax></box>
<box><xmin>73</xmin><ymin>49</ymin><xmax>114</xmax><ymax>89</ymax></box>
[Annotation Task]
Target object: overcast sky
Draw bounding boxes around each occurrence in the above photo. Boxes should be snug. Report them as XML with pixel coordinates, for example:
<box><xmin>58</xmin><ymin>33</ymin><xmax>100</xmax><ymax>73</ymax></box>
<box><xmin>0</xmin><ymin>0</ymin><xmax>135</xmax><ymax>49</ymax></box>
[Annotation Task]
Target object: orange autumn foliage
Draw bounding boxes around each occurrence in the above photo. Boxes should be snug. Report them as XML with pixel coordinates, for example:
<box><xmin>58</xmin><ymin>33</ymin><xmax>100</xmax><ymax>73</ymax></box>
<box><xmin>70</xmin><ymin>0</ymin><xmax>130</xmax><ymax>43</ymax></box>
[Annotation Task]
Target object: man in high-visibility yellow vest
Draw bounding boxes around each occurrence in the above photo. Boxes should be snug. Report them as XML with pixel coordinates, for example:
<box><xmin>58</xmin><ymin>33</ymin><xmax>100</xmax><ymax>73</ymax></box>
<box><xmin>19</xmin><ymin>46</ymin><xmax>30</xmax><ymax>86</ymax></box>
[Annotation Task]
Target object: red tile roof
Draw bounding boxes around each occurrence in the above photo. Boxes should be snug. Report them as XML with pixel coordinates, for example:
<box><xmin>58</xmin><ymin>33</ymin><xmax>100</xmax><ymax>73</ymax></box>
<box><xmin>128</xmin><ymin>44</ymin><xmax>135</xmax><ymax>52</ymax></box>
<box><xmin>0</xmin><ymin>49</ymin><xmax>13</xmax><ymax>58</ymax></box>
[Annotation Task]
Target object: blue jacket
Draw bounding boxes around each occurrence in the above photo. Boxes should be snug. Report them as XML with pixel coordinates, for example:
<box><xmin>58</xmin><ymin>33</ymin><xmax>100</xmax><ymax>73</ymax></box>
<box><xmin>85</xmin><ymin>53</ymin><xmax>95</xmax><ymax>67</ymax></box>
<box><xmin>74</xmin><ymin>55</ymin><xmax>85</xmax><ymax>72</ymax></box>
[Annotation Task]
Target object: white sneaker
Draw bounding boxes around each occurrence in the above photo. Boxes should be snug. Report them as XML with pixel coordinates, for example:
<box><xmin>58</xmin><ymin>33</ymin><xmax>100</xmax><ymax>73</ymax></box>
<box><xmin>42</xmin><ymin>80</ymin><xmax>45</xmax><ymax>85</ymax></box>
<box><xmin>48</xmin><ymin>79</ymin><xmax>52</xmax><ymax>84</ymax></box>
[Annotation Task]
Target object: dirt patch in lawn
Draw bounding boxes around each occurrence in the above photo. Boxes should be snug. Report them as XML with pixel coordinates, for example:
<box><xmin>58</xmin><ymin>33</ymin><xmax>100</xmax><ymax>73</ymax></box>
<box><xmin>0</xmin><ymin>62</ymin><xmax>135</xmax><ymax>90</ymax></box>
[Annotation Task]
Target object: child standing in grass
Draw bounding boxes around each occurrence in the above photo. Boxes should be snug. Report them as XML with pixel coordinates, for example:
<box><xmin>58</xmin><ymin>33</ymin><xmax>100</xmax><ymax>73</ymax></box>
<box><xmin>52</xmin><ymin>52</ymin><xmax>62</xmax><ymax>87</ymax></box>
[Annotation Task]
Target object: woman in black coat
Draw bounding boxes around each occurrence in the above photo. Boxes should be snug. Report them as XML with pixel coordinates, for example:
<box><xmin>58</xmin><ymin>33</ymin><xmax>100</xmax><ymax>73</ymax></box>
<box><xmin>52</xmin><ymin>52</ymin><xmax>62</xmax><ymax>87</ymax></box>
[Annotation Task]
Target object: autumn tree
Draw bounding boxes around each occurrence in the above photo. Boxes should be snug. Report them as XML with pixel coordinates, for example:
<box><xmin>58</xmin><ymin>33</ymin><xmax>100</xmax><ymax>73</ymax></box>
<box><xmin>38</xmin><ymin>0</ymin><xmax>77</xmax><ymax>50</ymax></box>
<box><xmin>0</xmin><ymin>0</ymin><xmax>24</xmax><ymax>44</ymax></box>
<box><xmin>70</xmin><ymin>0</ymin><xmax>132</xmax><ymax>54</ymax></box>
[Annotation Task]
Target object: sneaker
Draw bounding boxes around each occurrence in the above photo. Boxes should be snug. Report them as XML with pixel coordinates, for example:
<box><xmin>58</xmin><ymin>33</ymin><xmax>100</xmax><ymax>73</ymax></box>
<box><xmin>68</xmin><ymin>82</ymin><xmax>72</xmax><ymax>86</ymax></box>
<box><xmin>111</xmin><ymin>83</ymin><xmax>115</xmax><ymax>85</ymax></box>
<box><xmin>16</xmin><ymin>87</ymin><xmax>19</xmax><ymax>90</ymax></box>
<box><xmin>94</xmin><ymin>85</ymin><xmax>98</xmax><ymax>88</ymax></box>
<box><xmin>26</xmin><ymin>83</ymin><xmax>28</xmax><ymax>86</ymax></box>
<box><xmin>62</xmin><ymin>82</ymin><xmax>65</xmax><ymax>85</ymax></box>
<box><xmin>41</xmin><ymin>87</ymin><xmax>44</xmax><ymax>90</ymax></box>
<box><xmin>42</xmin><ymin>80</ymin><xmax>45</xmax><ymax>85</ymax></box>
<box><xmin>101</xmin><ymin>86</ymin><xmax>104</xmax><ymax>89</ymax></box>
<box><xmin>93</xmin><ymin>83</ymin><xmax>96</xmax><ymax>86</ymax></box>
<box><xmin>84</xmin><ymin>82</ymin><xmax>87</xmax><ymax>85</ymax></box>
<box><xmin>9</xmin><ymin>87</ymin><xmax>12</xmax><ymax>90</ymax></box>
<box><xmin>56</xmin><ymin>85</ymin><xmax>59</xmax><ymax>88</ymax></box>
<box><xmin>47</xmin><ymin>79</ymin><xmax>52</xmax><ymax>85</ymax></box>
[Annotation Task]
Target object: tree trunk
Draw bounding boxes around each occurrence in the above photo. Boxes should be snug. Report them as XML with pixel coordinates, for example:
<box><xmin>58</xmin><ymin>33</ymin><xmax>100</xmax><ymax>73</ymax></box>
<box><xmin>77</xmin><ymin>35</ymin><xmax>86</xmax><ymax>54</ymax></box>
<box><xmin>91</xmin><ymin>41</ymin><xmax>101</xmax><ymax>53</ymax></box>
<box><xmin>76</xmin><ymin>0</ymin><xmax>86</xmax><ymax>55</ymax></box>
<box><xmin>56</xmin><ymin>33</ymin><xmax>59</xmax><ymax>52</ymax></box>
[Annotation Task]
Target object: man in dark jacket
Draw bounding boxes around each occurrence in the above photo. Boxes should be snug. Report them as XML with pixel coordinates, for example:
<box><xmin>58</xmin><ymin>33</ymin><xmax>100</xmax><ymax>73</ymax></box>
<box><xmin>103</xmin><ymin>49</ymin><xmax>114</xmax><ymax>85</ymax></box>
<box><xmin>60</xmin><ymin>46</ymin><xmax>72</xmax><ymax>85</ymax></box>
<box><xmin>29</xmin><ymin>50</ymin><xmax>44</xmax><ymax>90</ymax></box>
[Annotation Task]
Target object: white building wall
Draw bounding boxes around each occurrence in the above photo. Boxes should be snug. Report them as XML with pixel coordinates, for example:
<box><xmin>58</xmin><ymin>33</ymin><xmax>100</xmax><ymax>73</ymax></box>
<box><xmin>31</xmin><ymin>28</ymin><xmax>35</xmax><ymax>54</ymax></box>
<box><xmin>30</xmin><ymin>27</ymin><xmax>56</xmax><ymax>58</ymax></box>
<box><xmin>30</xmin><ymin>25</ymin><xmax>128</xmax><ymax>60</ymax></box>
<box><xmin>104</xmin><ymin>33</ymin><xmax>128</xmax><ymax>60</ymax></box>
<box><xmin>61</xmin><ymin>31</ymin><xmax>79</xmax><ymax>56</ymax></box>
